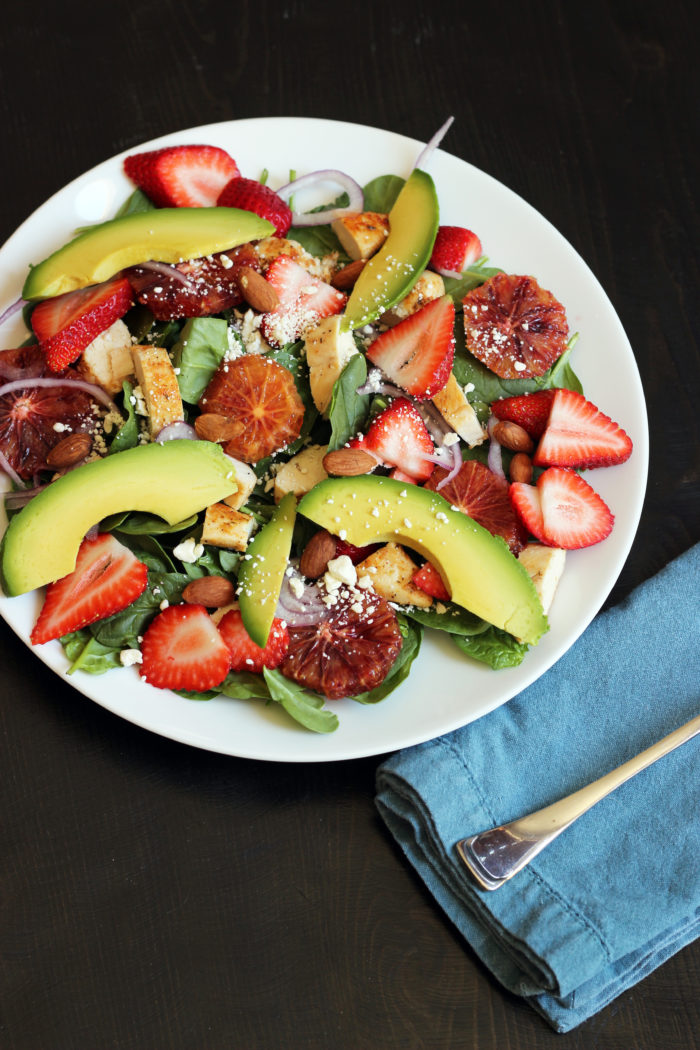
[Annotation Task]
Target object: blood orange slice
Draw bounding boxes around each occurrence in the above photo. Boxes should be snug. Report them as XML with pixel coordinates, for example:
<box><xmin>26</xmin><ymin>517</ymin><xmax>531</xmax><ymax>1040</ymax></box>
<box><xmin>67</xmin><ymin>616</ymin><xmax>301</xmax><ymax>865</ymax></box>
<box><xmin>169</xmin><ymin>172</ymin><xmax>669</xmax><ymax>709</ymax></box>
<box><xmin>280</xmin><ymin>592</ymin><xmax>402</xmax><ymax>699</ymax></box>
<box><xmin>199</xmin><ymin>354</ymin><xmax>305</xmax><ymax>463</ymax></box>
<box><xmin>463</xmin><ymin>273</ymin><xmax>568</xmax><ymax>379</ymax></box>
<box><xmin>425</xmin><ymin>459</ymin><xmax>528</xmax><ymax>554</ymax></box>
<box><xmin>126</xmin><ymin>250</ymin><xmax>259</xmax><ymax>320</ymax></box>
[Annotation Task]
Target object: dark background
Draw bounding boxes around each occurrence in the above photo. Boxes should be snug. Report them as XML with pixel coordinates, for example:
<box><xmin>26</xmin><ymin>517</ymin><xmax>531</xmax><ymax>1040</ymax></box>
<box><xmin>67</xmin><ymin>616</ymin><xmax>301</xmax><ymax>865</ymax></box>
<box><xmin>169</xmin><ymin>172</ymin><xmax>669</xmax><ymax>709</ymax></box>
<box><xmin>1</xmin><ymin>2</ymin><xmax>698</xmax><ymax>1048</ymax></box>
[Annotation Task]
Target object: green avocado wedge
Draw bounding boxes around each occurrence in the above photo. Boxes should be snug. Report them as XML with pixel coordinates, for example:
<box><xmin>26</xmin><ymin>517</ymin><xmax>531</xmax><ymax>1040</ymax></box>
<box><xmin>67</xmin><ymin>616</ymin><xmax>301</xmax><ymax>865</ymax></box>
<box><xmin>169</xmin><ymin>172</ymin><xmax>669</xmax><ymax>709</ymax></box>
<box><xmin>237</xmin><ymin>492</ymin><xmax>297</xmax><ymax>648</ymax></box>
<box><xmin>298</xmin><ymin>476</ymin><xmax>547</xmax><ymax>645</ymax></box>
<box><xmin>22</xmin><ymin>207</ymin><xmax>275</xmax><ymax>300</ymax></box>
<box><xmin>342</xmin><ymin>169</ymin><xmax>439</xmax><ymax>330</ymax></box>
<box><xmin>1</xmin><ymin>441</ymin><xmax>239</xmax><ymax>596</ymax></box>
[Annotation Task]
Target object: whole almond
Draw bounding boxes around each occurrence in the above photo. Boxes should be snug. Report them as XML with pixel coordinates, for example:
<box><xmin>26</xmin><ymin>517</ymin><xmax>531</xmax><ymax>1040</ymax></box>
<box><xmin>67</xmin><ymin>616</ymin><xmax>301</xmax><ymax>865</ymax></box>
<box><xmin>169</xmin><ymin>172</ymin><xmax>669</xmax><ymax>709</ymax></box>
<box><xmin>322</xmin><ymin>447</ymin><xmax>377</xmax><ymax>476</ymax></box>
<box><xmin>331</xmin><ymin>259</ymin><xmax>366</xmax><ymax>290</ymax></box>
<box><xmin>46</xmin><ymin>432</ymin><xmax>92</xmax><ymax>469</ymax></box>
<box><xmin>195</xmin><ymin>413</ymin><xmax>244</xmax><ymax>443</ymax></box>
<box><xmin>492</xmin><ymin>420</ymin><xmax>534</xmax><ymax>453</ymax></box>
<box><xmin>182</xmin><ymin>576</ymin><xmax>236</xmax><ymax>608</ymax></box>
<box><xmin>237</xmin><ymin>265</ymin><xmax>280</xmax><ymax>312</ymax></box>
<box><xmin>510</xmin><ymin>452</ymin><xmax>533</xmax><ymax>484</ymax></box>
<box><xmin>300</xmin><ymin>529</ymin><xmax>337</xmax><ymax>579</ymax></box>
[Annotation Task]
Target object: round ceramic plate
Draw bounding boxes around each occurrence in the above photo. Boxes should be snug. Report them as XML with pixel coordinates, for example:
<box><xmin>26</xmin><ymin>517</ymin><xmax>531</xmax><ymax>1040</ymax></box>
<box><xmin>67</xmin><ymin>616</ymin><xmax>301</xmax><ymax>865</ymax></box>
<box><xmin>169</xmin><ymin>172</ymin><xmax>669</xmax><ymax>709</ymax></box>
<box><xmin>0</xmin><ymin>117</ymin><xmax>648</xmax><ymax>762</ymax></box>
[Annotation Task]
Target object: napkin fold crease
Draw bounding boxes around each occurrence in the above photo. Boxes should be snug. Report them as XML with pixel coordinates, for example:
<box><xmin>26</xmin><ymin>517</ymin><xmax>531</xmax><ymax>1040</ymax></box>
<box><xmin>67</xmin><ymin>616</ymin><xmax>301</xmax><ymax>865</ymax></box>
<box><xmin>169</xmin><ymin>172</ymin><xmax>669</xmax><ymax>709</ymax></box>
<box><xmin>376</xmin><ymin>543</ymin><xmax>700</xmax><ymax>1032</ymax></box>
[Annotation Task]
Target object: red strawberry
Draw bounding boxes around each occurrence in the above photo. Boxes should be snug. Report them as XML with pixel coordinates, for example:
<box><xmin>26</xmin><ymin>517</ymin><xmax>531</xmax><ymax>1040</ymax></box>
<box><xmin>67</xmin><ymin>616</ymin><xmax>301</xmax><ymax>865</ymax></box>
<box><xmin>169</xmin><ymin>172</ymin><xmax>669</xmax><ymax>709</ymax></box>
<box><xmin>335</xmin><ymin>539</ymin><xmax>380</xmax><ymax>564</ymax></box>
<box><xmin>139</xmin><ymin>604</ymin><xmax>231</xmax><ymax>691</ymax></box>
<box><xmin>366</xmin><ymin>295</ymin><xmax>455</xmax><ymax>401</ymax></box>
<box><xmin>363</xmin><ymin>398</ymin><xmax>435</xmax><ymax>482</ymax></box>
<box><xmin>31</xmin><ymin>277</ymin><xmax>133</xmax><ymax>372</ymax></box>
<box><xmin>217</xmin><ymin>176</ymin><xmax>292</xmax><ymax>237</ymax></box>
<box><xmin>31</xmin><ymin>533</ymin><xmax>148</xmax><ymax>644</ymax></box>
<box><xmin>123</xmin><ymin>144</ymin><xmax>240</xmax><ymax>208</ymax></box>
<box><xmin>412</xmin><ymin>562</ymin><xmax>451</xmax><ymax>602</ymax></box>
<box><xmin>260</xmin><ymin>256</ymin><xmax>346</xmax><ymax>347</ymax></box>
<box><xmin>218</xmin><ymin>609</ymin><xmax>289</xmax><ymax>673</ymax></box>
<box><xmin>430</xmin><ymin>225</ymin><xmax>483</xmax><ymax>275</ymax></box>
<box><xmin>534</xmin><ymin>389</ymin><xmax>633</xmax><ymax>469</ymax></box>
<box><xmin>510</xmin><ymin>467</ymin><xmax>614</xmax><ymax>549</ymax></box>
<box><xmin>492</xmin><ymin>389</ymin><xmax>555</xmax><ymax>439</ymax></box>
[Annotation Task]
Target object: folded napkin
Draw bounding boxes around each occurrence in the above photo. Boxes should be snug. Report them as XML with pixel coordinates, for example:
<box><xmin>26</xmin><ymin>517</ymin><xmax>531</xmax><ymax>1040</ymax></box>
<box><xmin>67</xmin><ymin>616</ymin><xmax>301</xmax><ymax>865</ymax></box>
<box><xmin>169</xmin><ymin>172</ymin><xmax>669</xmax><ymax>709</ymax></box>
<box><xmin>376</xmin><ymin>542</ymin><xmax>700</xmax><ymax>1033</ymax></box>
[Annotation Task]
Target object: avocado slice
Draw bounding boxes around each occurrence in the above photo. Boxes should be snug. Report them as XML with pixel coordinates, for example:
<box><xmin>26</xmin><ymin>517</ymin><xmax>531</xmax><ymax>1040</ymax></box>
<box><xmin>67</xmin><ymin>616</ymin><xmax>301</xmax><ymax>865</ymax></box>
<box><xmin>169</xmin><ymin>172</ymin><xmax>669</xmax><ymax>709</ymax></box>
<box><xmin>22</xmin><ymin>207</ymin><xmax>275</xmax><ymax>300</ymax></box>
<box><xmin>298</xmin><ymin>476</ymin><xmax>547</xmax><ymax>645</ymax></box>
<box><xmin>237</xmin><ymin>492</ymin><xmax>297</xmax><ymax>648</ymax></box>
<box><xmin>1</xmin><ymin>441</ymin><xmax>239</xmax><ymax>596</ymax></box>
<box><xmin>343</xmin><ymin>169</ymin><xmax>439</xmax><ymax>330</ymax></box>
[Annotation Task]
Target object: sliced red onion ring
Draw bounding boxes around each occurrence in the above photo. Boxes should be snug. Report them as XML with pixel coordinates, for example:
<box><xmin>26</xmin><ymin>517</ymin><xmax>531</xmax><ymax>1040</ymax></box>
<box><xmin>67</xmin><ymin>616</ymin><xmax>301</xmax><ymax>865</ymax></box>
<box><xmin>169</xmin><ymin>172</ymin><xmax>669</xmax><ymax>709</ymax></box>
<box><xmin>126</xmin><ymin>260</ymin><xmax>192</xmax><ymax>291</ymax></box>
<box><xmin>434</xmin><ymin>266</ymin><xmax>464</xmax><ymax>280</ymax></box>
<box><xmin>3</xmin><ymin>484</ymin><xmax>45</xmax><ymax>509</ymax></box>
<box><xmin>417</xmin><ymin>401</ymin><xmax>453</xmax><ymax>446</ymax></box>
<box><xmin>275</xmin><ymin>170</ymin><xmax>363</xmax><ymax>226</ymax></box>
<box><xmin>435</xmin><ymin>441</ymin><xmax>462</xmax><ymax>491</ymax></box>
<box><xmin>0</xmin><ymin>296</ymin><xmax>25</xmax><ymax>328</ymax></box>
<box><xmin>413</xmin><ymin>116</ymin><xmax>455</xmax><ymax>172</ymax></box>
<box><xmin>155</xmin><ymin>421</ymin><xmax>197</xmax><ymax>444</ymax></box>
<box><xmin>275</xmin><ymin>574</ymin><xmax>327</xmax><ymax>626</ymax></box>
<box><xmin>0</xmin><ymin>448</ymin><xmax>26</xmax><ymax>489</ymax></box>
<box><xmin>0</xmin><ymin>377</ymin><xmax>120</xmax><ymax>416</ymax></box>
<box><xmin>487</xmin><ymin>414</ymin><xmax>506</xmax><ymax>480</ymax></box>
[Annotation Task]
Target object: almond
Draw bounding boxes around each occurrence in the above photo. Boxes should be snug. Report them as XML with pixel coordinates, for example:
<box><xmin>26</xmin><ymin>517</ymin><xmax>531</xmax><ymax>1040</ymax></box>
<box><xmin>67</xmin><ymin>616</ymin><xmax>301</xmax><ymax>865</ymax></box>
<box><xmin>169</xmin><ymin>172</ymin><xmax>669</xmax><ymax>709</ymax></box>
<box><xmin>299</xmin><ymin>529</ymin><xmax>337</xmax><ymax>579</ymax></box>
<box><xmin>322</xmin><ymin>447</ymin><xmax>377</xmax><ymax>476</ymax></box>
<box><xmin>492</xmin><ymin>420</ymin><xmax>534</xmax><ymax>453</ymax></box>
<box><xmin>194</xmin><ymin>413</ymin><xmax>244</xmax><ymax>443</ymax></box>
<box><xmin>46</xmin><ymin>432</ymin><xmax>92</xmax><ymax>469</ymax></box>
<box><xmin>510</xmin><ymin>452</ymin><xmax>533</xmax><ymax>484</ymax></box>
<box><xmin>331</xmin><ymin>259</ymin><xmax>366</xmax><ymax>290</ymax></box>
<box><xmin>237</xmin><ymin>265</ymin><xmax>279</xmax><ymax>312</ymax></box>
<box><xmin>182</xmin><ymin>575</ymin><xmax>236</xmax><ymax>608</ymax></box>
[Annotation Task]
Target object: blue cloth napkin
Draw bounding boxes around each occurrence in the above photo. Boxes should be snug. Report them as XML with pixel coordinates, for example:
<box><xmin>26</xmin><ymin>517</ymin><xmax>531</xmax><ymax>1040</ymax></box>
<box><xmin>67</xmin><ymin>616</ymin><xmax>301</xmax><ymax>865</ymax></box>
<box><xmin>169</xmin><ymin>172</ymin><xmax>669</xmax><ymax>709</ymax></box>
<box><xmin>376</xmin><ymin>543</ymin><xmax>700</xmax><ymax>1033</ymax></box>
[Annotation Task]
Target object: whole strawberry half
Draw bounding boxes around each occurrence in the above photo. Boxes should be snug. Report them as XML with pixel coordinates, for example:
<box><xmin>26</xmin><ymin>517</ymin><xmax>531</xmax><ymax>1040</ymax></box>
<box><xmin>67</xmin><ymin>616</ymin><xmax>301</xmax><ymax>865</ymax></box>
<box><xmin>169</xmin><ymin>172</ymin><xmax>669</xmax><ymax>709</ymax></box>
<box><xmin>510</xmin><ymin>467</ymin><xmax>614</xmax><ymax>549</ymax></box>
<box><xmin>430</xmin><ymin>225</ymin><xmax>483</xmax><ymax>276</ymax></box>
<box><xmin>31</xmin><ymin>533</ymin><xmax>148</xmax><ymax>644</ymax></box>
<box><xmin>31</xmin><ymin>276</ymin><xmax>133</xmax><ymax>372</ymax></box>
<box><xmin>363</xmin><ymin>398</ymin><xmax>435</xmax><ymax>482</ymax></box>
<box><xmin>123</xmin><ymin>144</ymin><xmax>240</xmax><ymax>208</ymax></box>
<box><xmin>534</xmin><ymin>388</ymin><xmax>633</xmax><ymax>469</ymax></box>
<box><xmin>492</xmin><ymin>389</ymin><xmax>555</xmax><ymax>439</ymax></box>
<box><xmin>218</xmin><ymin>609</ymin><xmax>289</xmax><ymax>673</ymax></box>
<box><xmin>217</xmin><ymin>177</ymin><xmax>292</xmax><ymax>237</ymax></box>
<box><xmin>366</xmin><ymin>294</ymin><xmax>455</xmax><ymax>401</ymax></box>
<box><xmin>139</xmin><ymin>604</ymin><xmax>231</xmax><ymax>692</ymax></box>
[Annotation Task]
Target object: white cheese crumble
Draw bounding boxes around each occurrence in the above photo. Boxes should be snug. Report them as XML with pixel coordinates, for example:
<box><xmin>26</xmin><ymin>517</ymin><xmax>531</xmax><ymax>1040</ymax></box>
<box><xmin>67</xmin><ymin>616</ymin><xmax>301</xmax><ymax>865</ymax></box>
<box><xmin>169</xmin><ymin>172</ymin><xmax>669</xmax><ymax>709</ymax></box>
<box><xmin>173</xmin><ymin>537</ymin><xmax>204</xmax><ymax>564</ymax></box>
<box><xmin>120</xmin><ymin>649</ymin><xmax>143</xmax><ymax>667</ymax></box>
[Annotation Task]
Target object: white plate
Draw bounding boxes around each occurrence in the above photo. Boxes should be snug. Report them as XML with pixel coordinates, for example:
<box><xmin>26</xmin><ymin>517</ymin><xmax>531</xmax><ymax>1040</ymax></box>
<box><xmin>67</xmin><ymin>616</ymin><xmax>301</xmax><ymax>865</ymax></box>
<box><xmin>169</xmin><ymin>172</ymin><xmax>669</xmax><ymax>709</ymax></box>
<box><xmin>0</xmin><ymin>117</ymin><xmax>648</xmax><ymax>763</ymax></box>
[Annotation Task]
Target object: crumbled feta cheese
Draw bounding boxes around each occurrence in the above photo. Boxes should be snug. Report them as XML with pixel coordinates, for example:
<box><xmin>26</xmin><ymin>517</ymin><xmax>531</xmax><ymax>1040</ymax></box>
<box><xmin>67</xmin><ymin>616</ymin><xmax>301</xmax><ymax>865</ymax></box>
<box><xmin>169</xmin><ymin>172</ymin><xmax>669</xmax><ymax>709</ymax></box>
<box><xmin>120</xmin><ymin>649</ymin><xmax>143</xmax><ymax>667</ymax></box>
<box><xmin>173</xmin><ymin>537</ymin><xmax>204</xmax><ymax>563</ymax></box>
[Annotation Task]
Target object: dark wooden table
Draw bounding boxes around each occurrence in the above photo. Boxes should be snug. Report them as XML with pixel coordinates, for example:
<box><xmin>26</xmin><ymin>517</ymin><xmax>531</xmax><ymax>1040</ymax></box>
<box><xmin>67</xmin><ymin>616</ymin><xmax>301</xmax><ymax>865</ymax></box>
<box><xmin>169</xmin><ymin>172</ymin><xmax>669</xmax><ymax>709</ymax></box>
<box><xmin>1</xmin><ymin>3</ymin><xmax>698</xmax><ymax>1047</ymax></box>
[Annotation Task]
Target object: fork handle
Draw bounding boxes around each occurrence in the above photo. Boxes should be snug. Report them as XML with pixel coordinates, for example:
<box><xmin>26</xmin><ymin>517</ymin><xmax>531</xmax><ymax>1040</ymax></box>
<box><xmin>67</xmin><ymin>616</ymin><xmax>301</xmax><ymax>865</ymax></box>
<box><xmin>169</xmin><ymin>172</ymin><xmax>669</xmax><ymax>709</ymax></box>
<box><xmin>456</xmin><ymin>712</ymin><xmax>700</xmax><ymax>891</ymax></box>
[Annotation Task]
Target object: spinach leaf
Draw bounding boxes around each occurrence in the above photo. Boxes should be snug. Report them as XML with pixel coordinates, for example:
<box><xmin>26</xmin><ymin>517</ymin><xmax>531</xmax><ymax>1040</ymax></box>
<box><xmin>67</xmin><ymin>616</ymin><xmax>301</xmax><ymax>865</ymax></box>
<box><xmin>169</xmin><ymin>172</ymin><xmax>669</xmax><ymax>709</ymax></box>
<box><xmin>353</xmin><ymin>614</ymin><xmax>422</xmax><ymax>705</ymax></box>
<box><xmin>219</xmin><ymin>671</ymin><xmax>274</xmax><ymax>701</ymax></box>
<box><xmin>402</xmin><ymin>603</ymin><xmax>491</xmax><ymax>637</ymax></box>
<box><xmin>115</xmin><ymin>188</ymin><xmax>155</xmax><ymax>217</ymax></box>
<box><xmin>113</xmin><ymin>512</ymin><xmax>198</xmax><ymax>536</ymax></box>
<box><xmin>287</xmin><ymin>224</ymin><xmax>348</xmax><ymax>260</ymax></box>
<box><xmin>363</xmin><ymin>174</ymin><xmax>405</xmax><ymax>213</ymax></box>
<box><xmin>451</xmin><ymin>628</ymin><xmax>529</xmax><ymax>670</ymax></box>
<box><xmin>89</xmin><ymin>570</ymin><xmax>189</xmax><ymax>649</ymax></box>
<box><xmin>107</xmin><ymin>380</ymin><xmax>138</xmax><ymax>454</ymax></box>
<box><xmin>443</xmin><ymin>262</ymin><xmax>502</xmax><ymax>306</ymax></box>
<box><xmin>266</xmin><ymin>342</ymin><xmax>320</xmax><ymax>453</ymax></box>
<box><xmin>263</xmin><ymin>668</ymin><xmax>339</xmax><ymax>733</ymax></box>
<box><xmin>171</xmin><ymin>317</ymin><xmax>229</xmax><ymax>403</ymax></box>
<box><xmin>62</xmin><ymin>631</ymin><xmax>123</xmax><ymax>675</ymax></box>
<box><xmin>327</xmin><ymin>354</ymin><xmax>370</xmax><ymax>451</ymax></box>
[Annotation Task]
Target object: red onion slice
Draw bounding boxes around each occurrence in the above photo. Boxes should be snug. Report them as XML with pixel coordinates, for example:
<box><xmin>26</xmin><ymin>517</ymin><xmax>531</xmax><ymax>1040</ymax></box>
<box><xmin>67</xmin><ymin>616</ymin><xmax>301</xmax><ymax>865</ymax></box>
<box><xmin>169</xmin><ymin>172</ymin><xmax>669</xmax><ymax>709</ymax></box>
<box><xmin>276</xmin><ymin>170</ymin><xmax>363</xmax><ymax>226</ymax></box>
<box><xmin>155</xmin><ymin>421</ymin><xmax>197</xmax><ymax>444</ymax></box>
<box><xmin>0</xmin><ymin>296</ymin><xmax>25</xmax><ymax>328</ymax></box>
<box><xmin>487</xmin><ymin>414</ymin><xmax>506</xmax><ymax>480</ymax></box>
<box><xmin>417</xmin><ymin>401</ymin><xmax>453</xmax><ymax>446</ymax></box>
<box><xmin>413</xmin><ymin>116</ymin><xmax>455</xmax><ymax>172</ymax></box>
<box><xmin>3</xmin><ymin>484</ymin><xmax>46</xmax><ymax>509</ymax></box>
<box><xmin>0</xmin><ymin>448</ymin><xmax>26</xmax><ymax>489</ymax></box>
<box><xmin>275</xmin><ymin>574</ymin><xmax>327</xmax><ymax>626</ymax></box>
<box><xmin>0</xmin><ymin>377</ymin><xmax>120</xmax><ymax>416</ymax></box>
<box><xmin>433</xmin><ymin>266</ymin><xmax>464</xmax><ymax>280</ymax></box>
<box><xmin>435</xmin><ymin>441</ymin><xmax>462</xmax><ymax>491</ymax></box>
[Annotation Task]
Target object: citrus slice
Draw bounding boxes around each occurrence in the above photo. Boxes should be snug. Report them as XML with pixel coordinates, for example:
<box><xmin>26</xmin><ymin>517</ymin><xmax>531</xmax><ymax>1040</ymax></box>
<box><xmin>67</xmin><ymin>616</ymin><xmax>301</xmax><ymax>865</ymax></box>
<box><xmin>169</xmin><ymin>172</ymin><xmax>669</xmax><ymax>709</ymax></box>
<box><xmin>463</xmin><ymin>273</ymin><xmax>568</xmax><ymax>379</ymax></box>
<box><xmin>425</xmin><ymin>459</ymin><xmax>528</xmax><ymax>554</ymax></box>
<box><xmin>199</xmin><ymin>354</ymin><xmax>304</xmax><ymax>463</ymax></box>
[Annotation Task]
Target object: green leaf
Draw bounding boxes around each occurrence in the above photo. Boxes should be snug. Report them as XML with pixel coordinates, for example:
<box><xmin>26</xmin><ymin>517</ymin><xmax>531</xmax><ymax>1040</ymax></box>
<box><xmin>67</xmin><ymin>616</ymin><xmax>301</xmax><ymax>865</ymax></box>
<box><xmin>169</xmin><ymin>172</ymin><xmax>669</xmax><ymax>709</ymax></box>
<box><xmin>327</xmin><ymin>354</ymin><xmax>370</xmax><ymax>451</ymax></box>
<box><xmin>287</xmin><ymin>223</ymin><xmax>348</xmax><ymax>260</ymax></box>
<box><xmin>402</xmin><ymin>603</ymin><xmax>491</xmax><ymax>637</ymax></box>
<box><xmin>89</xmin><ymin>570</ymin><xmax>189</xmax><ymax>649</ymax></box>
<box><xmin>263</xmin><ymin>668</ymin><xmax>339</xmax><ymax>733</ymax></box>
<box><xmin>451</xmin><ymin>628</ymin><xmax>529</xmax><ymax>669</ymax></box>
<box><xmin>353</xmin><ymin>614</ymin><xmax>423</xmax><ymax>704</ymax></box>
<box><xmin>107</xmin><ymin>380</ymin><xmax>138</xmax><ymax>454</ymax></box>
<box><xmin>362</xmin><ymin>174</ymin><xmax>405</xmax><ymax>213</ymax></box>
<box><xmin>443</xmin><ymin>261</ymin><xmax>502</xmax><ymax>306</ymax></box>
<box><xmin>113</xmin><ymin>512</ymin><xmax>198</xmax><ymax>535</ymax></box>
<box><xmin>171</xmin><ymin>317</ymin><xmax>229</xmax><ymax>403</ymax></box>
<box><xmin>115</xmin><ymin>188</ymin><xmax>156</xmax><ymax>218</ymax></box>
<box><xmin>62</xmin><ymin>631</ymin><xmax>123</xmax><ymax>675</ymax></box>
<box><xmin>219</xmin><ymin>671</ymin><xmax>273</xmax><ymax>701</ymax></box>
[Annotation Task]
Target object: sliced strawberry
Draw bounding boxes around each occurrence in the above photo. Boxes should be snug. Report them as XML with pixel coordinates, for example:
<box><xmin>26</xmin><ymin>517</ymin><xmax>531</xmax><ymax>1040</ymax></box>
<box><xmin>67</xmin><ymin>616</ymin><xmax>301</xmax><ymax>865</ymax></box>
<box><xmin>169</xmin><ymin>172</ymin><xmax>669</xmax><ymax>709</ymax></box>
<box><xmin>511</xmin><ymin>468</ymin><xmax>614</xmax><ymax>549</ymax></box>
<box><xmin>492</xmin><ymin>389</ymin><xmax>555</xmax><ymax>439</ymax></box>
<box><xmin>139</xmin><ymin>604</ymin><xmax>231</xmax><ymax>691</ymax></box>
<box><xmin>30</xmin><ymin>533</ymin><xmax>148</xmax><ymax>644</ymax></box>
<box><xmin>534</xmin><ymin>388</ymin><xmax>633</xmax><ymax>469</ymax></box>
<box><xmin>31</xmin><ymin>277</ymin><xmax>133</xmax><ymax>372</ymax></box>
<box><xmin>430</xmin><ymin>226</ymin><xmax>482</xmax><ymax>275</ymax></box>
<box><xmin>123</xmin><ymin>145</ymin><xmax>240</xmax><ymax>208</ymax></box>
<box><xmin>412</xmin><ymin>562</ymin><xmax>451</xmax><ymax>602</ymax></box>
<box><xmin>218</xmin><ymin>609</ymin><xmax>289</xmax><ymax>673</ymax></box>
<box><xmin>363</xmin><ymin>398</ymin><xmax>435</xmax><ymax>482</ymax></box>
<box><xmin>366</xmin><ymin>295</ymin><xmax>455</xmax><ymax>401</ymax></box>
<box><xmin>388</xmin><ymin>467</ymin><xmax>418</xmax><ymax>484</ymax></box>
<box><xmin>217</xmin><ymin>177</ymin><xmax>292</xmax><ymax>237</ymax></box>
<box><xmin>259</xmin><ymin>256</ymin><xmax>346</xmax><ymax>347</ymax></box>
<box><xmin>335</xmin><ymin>539</ymin><xmax>380</xmax><ymax>564</ymax></box>
<box><xmin>425</xmin><ymin>459</ymin><xmax>528</xmax><ymax>554</ymax></box>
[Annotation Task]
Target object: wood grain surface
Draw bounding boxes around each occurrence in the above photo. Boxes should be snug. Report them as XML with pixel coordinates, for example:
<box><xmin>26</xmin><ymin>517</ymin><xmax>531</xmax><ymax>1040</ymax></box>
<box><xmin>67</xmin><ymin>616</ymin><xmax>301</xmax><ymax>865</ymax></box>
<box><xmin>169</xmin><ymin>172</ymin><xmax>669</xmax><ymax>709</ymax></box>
<box><xmin>0</xmin><ymin>2</ymin><xmax>698</xmax><ymax>1048</ymax></box>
